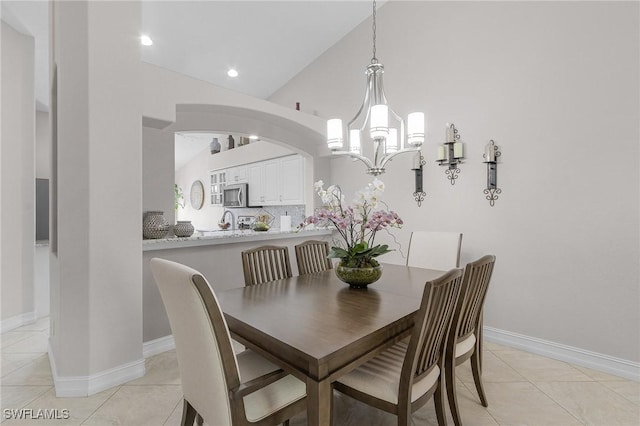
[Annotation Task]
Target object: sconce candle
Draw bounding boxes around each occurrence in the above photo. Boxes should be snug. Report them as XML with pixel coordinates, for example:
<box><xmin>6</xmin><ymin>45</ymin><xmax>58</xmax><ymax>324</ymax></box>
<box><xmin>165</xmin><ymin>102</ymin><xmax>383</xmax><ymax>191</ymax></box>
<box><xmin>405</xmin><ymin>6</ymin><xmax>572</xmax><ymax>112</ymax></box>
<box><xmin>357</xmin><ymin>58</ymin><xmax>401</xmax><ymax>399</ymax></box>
<box><xmin>437</xmin><ymin>122</ymin><xmax>465</xmax><ymax>185</ymax></box>
<box><xmin>445</xmin><ymin>123</ymin><xmax>455</xmax><ymax>143</ymax></box>
<box><xmin>453</xmin><ymin>142</ymin><xmax>464</xmax><ymax>159</ymax></box>
<box><xmin>484</xmin><ymin>144</ymin><xmax>496</xmax><ymax>162</ymax></box>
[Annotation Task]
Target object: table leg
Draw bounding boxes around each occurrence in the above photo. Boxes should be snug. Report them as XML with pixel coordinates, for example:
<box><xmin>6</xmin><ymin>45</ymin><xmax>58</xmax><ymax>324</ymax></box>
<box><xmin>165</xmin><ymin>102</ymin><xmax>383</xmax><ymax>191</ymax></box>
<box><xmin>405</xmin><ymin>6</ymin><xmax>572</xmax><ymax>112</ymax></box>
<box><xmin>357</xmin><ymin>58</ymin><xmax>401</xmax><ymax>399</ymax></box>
<box><xmin>306</xmin><ymin>377</ymin><xmax>333</xmax><ymax>426</ymax></box>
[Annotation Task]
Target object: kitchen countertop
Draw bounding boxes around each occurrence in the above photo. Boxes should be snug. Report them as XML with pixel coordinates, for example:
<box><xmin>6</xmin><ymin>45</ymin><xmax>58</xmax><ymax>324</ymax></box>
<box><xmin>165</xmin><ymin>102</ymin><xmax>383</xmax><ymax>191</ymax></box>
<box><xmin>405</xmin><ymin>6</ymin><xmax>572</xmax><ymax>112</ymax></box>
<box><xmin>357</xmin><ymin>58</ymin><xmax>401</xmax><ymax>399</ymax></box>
<box><xmin>142</xmin><ymin>228</ymin><xmax>332</xmax><ymax>251</ymax></box>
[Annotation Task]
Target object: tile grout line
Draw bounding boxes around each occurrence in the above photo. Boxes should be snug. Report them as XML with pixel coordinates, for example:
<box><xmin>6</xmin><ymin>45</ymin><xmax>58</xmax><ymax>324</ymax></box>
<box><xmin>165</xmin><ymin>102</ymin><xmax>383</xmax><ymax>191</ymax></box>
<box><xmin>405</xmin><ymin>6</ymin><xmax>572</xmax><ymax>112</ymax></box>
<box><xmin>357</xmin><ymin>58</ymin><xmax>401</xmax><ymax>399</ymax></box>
<box><xmin>78</xmin><ymin>385</ymin><xmax>123</xmax><ymax>426</ymax></box>
<box><xmin>482</xmin><ymin>348</ymin><xmax>588</xmax><ymax>426</ymax></box>
<box><xmin>525</xmin><ymin>367</ymin><xmax>588</xmax><ymax>425</ymax></box>
<box><xmin>162</xmin><ymin>398</ymin><xmax>183</xmax><ymax>426</ymax></box>
<box><xmin>457</xmin><ymin>379</ymin><xmax>501</xmax><ymax>426</ymax></box>
<box><xmin>597</xmin><ymin>381</ymin><xmax>640</xmax><ymax>406</ymax></box>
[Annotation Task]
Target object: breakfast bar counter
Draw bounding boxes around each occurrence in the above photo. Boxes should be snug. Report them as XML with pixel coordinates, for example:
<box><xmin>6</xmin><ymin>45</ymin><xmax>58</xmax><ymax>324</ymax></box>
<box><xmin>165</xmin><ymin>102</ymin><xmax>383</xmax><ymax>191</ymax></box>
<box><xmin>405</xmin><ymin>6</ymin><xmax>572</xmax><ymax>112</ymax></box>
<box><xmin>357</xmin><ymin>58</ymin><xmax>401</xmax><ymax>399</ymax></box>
<box><xmin>142</xmin><ymin>228</ymin><xmax>333</xmax><ymax>346</ymax></box>
<box><xmin>142</xmin><ymin>228</ymin><xmax>332</xmax><ymax>251</ymax></box>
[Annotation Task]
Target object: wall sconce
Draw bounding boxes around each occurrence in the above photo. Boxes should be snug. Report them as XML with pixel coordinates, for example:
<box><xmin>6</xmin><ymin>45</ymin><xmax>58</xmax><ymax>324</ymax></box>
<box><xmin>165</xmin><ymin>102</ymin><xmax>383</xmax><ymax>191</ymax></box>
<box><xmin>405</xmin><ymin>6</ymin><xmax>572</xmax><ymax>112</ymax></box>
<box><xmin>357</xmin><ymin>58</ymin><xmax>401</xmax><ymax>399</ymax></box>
<box><xmin>411</xmin><ymin>152</ymin><xmax>426</xmax><ymax>207</ymax></box>
<box><xmin>436</xmin><ymin>123</ymin><xmax>464</xmax><ymax>185</ymax></box>
<box><xmin>483</xmin><ymin>140</ymin><xmax>502</xmax><ymax>206</ymax></box>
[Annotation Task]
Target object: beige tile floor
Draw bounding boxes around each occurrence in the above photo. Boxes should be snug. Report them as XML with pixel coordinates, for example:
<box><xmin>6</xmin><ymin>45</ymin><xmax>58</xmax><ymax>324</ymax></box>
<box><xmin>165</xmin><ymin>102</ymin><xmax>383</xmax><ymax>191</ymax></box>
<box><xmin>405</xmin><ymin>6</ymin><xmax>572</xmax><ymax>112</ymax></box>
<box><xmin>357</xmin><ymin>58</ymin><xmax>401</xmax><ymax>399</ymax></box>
<box><xmin>1</xmin><ymin>318</ymin><xmax>639</xmax><ymax>425</ymax></box>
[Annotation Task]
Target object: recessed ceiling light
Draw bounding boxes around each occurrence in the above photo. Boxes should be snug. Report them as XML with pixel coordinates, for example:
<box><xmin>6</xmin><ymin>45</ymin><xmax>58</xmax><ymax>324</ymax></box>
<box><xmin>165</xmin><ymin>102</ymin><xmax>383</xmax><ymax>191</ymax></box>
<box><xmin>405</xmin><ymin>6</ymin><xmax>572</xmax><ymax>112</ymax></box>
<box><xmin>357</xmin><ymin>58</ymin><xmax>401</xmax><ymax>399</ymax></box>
<box><xmin>227</xmin><ymin>69</ymin><xmax>239</xmax><ymax>78</ymax></box>
<box><xmin>140</xmin><ymin>35</ymin><xmax>153</xmax><ymax>46</ymax></box>
<box><xmin>249</xmin><ymin>135</ymin><xmax>259</xmax><ymax>140</ymax></box>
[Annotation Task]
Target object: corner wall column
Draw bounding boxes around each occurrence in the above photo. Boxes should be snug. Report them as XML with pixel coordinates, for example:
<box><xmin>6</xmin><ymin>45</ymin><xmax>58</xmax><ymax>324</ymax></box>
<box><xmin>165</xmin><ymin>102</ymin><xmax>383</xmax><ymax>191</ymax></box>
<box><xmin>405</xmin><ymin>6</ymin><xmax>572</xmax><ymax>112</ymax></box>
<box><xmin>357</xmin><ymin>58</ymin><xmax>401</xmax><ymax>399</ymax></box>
<box><xmin>49</xmin><ymin>0</ymin><xmax>143</xmax><ymax>396</ymax></box>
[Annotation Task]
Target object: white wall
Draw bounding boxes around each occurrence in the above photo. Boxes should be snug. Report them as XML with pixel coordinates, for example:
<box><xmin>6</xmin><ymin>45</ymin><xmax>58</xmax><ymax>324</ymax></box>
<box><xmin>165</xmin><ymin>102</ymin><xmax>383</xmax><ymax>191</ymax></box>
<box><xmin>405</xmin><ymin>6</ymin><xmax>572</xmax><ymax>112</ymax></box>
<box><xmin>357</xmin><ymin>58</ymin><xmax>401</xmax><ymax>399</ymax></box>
<box><xmin>270</xmin><ymin>2</ymin><xmax>640</xmax><ymax>363</ymax></box>
<box><xmin>1</xmin><ymin>21</ymin><xmax>35</xmax><ymax>325</ymax></box>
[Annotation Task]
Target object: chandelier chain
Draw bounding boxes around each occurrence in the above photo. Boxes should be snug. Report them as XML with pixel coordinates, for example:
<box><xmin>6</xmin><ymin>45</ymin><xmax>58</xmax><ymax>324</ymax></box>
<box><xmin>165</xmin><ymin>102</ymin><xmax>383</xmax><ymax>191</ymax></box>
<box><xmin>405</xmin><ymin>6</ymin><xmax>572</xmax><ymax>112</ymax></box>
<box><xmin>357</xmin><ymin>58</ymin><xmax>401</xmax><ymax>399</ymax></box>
<box><xmin>371</xmin><ymin>0</ymin><xmax>377</xmax><ymax>63</ymax></box>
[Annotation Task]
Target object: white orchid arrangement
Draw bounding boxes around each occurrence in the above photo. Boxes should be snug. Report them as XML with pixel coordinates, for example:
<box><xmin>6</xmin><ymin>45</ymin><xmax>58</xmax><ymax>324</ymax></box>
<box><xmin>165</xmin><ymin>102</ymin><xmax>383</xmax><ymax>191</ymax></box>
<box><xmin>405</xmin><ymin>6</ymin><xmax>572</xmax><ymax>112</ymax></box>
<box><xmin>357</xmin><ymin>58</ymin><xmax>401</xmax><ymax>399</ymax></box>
<box><xmin>301</xmin><ymin>179</ymin><xmax>403</xmax><ymax>268</ymax></box>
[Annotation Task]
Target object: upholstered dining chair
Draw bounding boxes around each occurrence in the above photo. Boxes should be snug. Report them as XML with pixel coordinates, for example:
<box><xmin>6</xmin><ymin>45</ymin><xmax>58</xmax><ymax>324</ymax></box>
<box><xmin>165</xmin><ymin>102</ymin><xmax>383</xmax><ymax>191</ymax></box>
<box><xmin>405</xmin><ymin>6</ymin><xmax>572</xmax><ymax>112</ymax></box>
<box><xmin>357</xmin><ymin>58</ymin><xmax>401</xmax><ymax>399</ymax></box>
<box><xmin>242</xmin><ymin>245</ymin><xmax>293</xmax><ymax>286</ymax></box>
<box><xmin>294</xmin><ymin>240</ymin><xmax>333</xmax><ymax>275</ymax></box>
<box><xmin>445</xmin><ymin>255</ymin><xmax>496</xmax><ymax>426</ymax></box>
<box><xmin>150</xmin><ymin>258</ymin><xmax>306</xmax><ymax>426</ymax></box>
<box><xmin>407</xmin><ymin>231</ymin><xmax>463</xmax><ymax>271</ymax></box>
<box><xmin>333</xmin><ymin>268</ymin><xmax>463</xmax><ymax>426</ymax></box>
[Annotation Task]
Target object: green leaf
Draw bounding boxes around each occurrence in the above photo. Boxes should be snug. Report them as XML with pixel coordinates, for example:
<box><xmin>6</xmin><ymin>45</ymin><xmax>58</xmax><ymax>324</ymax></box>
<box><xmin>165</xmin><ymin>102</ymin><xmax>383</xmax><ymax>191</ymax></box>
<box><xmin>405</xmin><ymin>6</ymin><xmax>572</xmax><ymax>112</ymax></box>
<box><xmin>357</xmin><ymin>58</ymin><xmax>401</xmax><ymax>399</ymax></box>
<box><xmin>328</xmin><ymin>247</ymin><xmax>349</xmax><ymax>259</ymax></box>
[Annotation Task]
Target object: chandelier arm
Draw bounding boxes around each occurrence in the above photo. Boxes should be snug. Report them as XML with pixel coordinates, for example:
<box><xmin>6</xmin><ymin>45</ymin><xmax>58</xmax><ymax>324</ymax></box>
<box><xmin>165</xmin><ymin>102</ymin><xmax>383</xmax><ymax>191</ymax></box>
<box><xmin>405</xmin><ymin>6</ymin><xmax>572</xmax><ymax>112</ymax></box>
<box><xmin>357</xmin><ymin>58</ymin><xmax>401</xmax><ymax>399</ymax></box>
<box><xmin>379</xmin><ymin>146</ymin><xmax>422</xmax><ymax>169</ymax></box>
<box><xmin>331</xmin><ymin>151</ymin><xmax>374</xmax><ymax>169</ymax></box>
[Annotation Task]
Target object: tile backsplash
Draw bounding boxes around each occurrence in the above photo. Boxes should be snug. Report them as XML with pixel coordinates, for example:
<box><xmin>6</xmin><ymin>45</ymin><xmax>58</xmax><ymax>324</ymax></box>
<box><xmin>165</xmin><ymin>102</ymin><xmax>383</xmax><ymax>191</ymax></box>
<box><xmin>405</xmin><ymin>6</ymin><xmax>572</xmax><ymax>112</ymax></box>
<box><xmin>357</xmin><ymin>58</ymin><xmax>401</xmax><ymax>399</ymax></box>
<box><xmin>231</xmin><ymin>205</ymin><xmax>306</xmax><ymax>229</ymax></box>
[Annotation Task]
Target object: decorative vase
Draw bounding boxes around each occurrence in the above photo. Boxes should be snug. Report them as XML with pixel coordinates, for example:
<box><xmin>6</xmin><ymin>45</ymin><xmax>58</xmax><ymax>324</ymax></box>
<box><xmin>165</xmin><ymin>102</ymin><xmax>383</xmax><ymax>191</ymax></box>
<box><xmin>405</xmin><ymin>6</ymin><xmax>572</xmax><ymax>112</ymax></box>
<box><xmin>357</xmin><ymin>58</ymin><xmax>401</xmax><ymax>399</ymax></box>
<box><xmin>143</xmin><ymin>211</ymin><xmax>169</xmax><ymax>239</ymax></box>
<box><xmin>173</xmin><ymin>220</ymin><xmax>194</xmax><ymax>237</ymax></box>
<box><xmin>335</xmin><ymin>262</ymin><xmax>383</xmax><ymax>289</ymax></box>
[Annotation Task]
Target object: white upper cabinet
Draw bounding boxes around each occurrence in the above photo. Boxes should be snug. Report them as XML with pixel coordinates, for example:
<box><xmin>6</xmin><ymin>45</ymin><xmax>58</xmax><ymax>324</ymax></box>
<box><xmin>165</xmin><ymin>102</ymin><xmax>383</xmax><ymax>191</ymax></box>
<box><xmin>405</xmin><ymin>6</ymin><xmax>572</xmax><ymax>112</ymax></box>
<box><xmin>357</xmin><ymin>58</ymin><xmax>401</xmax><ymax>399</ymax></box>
<box><xmin>247</xmin><ymin>163</ymin><xmax>264</xmax><ymax>206</ymax></box>
<box><xmin>226</xmin><ymin>165</ymin><xmax>248</xmax><ymax>184</ymax></box>
<box><xmin>246</xmin><ymin>155</ymin><xmax>305</xmax><ymax>206</ymax></box>
<box><xmin>279</xmin><ymin>155</ymin><xmax>304</xmax><ymax>205</ymax></box>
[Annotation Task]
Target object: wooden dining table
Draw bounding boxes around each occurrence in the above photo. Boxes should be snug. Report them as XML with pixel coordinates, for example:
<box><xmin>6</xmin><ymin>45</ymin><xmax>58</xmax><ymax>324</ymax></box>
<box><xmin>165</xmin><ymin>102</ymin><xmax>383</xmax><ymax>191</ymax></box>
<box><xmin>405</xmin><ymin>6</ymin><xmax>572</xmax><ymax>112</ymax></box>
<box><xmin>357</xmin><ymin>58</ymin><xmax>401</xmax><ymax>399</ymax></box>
<box><xmin>217</xmin><ymin>263</ymin><xmax>445</xmax><ymax>426</ymax></box>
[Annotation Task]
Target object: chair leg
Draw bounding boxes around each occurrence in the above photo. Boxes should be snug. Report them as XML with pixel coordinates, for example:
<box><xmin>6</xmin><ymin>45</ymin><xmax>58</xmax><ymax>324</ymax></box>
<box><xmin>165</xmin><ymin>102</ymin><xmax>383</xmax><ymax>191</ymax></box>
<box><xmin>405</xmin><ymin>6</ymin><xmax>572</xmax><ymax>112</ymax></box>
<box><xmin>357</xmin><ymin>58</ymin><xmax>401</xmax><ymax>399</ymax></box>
<box><xmin>470</xmin><ymin>351</ymin><xmax>488</xmax><ymax>407</ymax></box>
<box><xmin>434</xmin><ymin>376</ymin><xmax>448</xmax><ymax>426</ymax></box>
<box><xmin>445</xmin><ymin>358</ymin><xmax>463</xmax><ymax>426</ymax></box>
<box><xmin>181</xmin><ymin>400</ymin><xmax>197</xmax><ymax>426</ymax></box>
<box><xmin>478</xmin><ymin>319</ymin><xmax>484</xmax><ymax>374</ymax></box>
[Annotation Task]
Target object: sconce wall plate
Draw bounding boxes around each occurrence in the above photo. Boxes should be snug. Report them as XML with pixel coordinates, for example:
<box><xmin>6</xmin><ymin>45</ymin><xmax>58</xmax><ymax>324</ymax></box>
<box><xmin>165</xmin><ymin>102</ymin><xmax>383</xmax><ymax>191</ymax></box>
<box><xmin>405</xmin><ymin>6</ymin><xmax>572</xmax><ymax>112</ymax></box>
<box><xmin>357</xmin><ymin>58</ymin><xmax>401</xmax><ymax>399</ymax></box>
<box><xmin>437</xmin><ymin>123</ymin><xmax>465</xmax><ymax>185</ymax></box>
<box><xmin>483</xmin><ymin>140</ymin><xmax>502</xmax><ymax>206</ymax></box>
<box><xmin>411</xmin><ymin>152</ymin><xmax>426</xmax><ymax>206</ymax></box>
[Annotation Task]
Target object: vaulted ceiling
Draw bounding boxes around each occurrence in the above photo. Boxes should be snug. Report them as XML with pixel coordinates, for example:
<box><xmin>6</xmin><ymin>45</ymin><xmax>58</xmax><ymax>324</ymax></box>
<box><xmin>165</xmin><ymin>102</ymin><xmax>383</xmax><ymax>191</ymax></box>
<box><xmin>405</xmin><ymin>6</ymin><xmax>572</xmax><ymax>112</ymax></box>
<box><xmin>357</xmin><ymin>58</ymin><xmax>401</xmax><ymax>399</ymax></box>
<box><xmin>1</xmin><ymin>1</ymin><xmax>379</xmax><ymax>111</ymax></box>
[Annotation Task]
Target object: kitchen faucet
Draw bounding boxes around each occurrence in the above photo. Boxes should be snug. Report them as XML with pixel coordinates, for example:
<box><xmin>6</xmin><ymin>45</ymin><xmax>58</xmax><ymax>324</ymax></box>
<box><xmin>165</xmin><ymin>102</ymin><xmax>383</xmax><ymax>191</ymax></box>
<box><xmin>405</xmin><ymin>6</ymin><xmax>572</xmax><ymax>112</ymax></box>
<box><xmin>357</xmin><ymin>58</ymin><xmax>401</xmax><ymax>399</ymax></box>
<box><xmin>220</xmin><ymin>210</ymin><xmax>235</xmax><ymax>231</ymax></box>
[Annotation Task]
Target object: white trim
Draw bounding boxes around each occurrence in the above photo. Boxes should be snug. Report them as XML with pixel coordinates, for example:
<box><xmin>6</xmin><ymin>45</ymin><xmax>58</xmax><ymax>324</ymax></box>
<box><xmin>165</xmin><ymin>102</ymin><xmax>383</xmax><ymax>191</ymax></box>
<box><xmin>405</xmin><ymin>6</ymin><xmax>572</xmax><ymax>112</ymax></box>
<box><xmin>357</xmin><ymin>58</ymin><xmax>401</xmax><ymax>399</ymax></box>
<box><xmin>484</xmin><ymin>326</ymin><xmax>640</xmax><ymax>382</ymax></box>
<box><xmin>0</xmin><ymin>311</ymin><xmax>37</xmax><ymax>334</ymax></box>
<box><xmin>48</xmin><ymin>341</ymin><xmax>146</xmax><ymax>397</ymax></box>
<box><xmin>143</xmin><ymin>335</ymin><xmax>175</xmax><ymax>358</ymax></box>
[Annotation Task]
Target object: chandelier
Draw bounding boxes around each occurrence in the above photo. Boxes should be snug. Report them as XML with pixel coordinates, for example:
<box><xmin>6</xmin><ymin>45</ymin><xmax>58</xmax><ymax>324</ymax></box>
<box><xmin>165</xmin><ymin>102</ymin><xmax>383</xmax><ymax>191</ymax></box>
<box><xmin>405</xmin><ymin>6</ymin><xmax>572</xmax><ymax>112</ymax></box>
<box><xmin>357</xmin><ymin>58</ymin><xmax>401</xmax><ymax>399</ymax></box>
<box><xmin>326</xmin><ymin>0</ymin><xmax>424</xmax><ymax>176</ymax></box>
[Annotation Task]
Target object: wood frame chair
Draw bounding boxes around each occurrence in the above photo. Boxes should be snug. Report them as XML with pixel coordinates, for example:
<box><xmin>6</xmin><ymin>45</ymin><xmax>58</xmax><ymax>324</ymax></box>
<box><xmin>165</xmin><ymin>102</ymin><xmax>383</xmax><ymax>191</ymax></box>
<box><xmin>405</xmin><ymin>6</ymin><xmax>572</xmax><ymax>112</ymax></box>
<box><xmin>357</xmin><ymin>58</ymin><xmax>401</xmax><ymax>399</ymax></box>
<box><xmin>294</xmin><ymin>240</ymin><xmax>333</xmax><ymax>275</ymax></box>
<box><xmin>333</xmin><ymin>268</ymin><xmax>463</xmax><ymax>426</ymax></box>
<box><xmin>241</xmin><ymin>245</ymin><xmax>293</xmax><ymax>286</ymax></box>
<box><xmin>445</xmin><ymin>255</ymin><xmax>496</xmax><ymax>426</ymax></box>
<box><xmin>407</xmin><ymin>231</ymin><xmax>463</xmax><ymax>271</ymax></box>
<box><xmin>150</xmin><ymin>258</ymin><xmax>306</xmax><ymax>426</ymax></box>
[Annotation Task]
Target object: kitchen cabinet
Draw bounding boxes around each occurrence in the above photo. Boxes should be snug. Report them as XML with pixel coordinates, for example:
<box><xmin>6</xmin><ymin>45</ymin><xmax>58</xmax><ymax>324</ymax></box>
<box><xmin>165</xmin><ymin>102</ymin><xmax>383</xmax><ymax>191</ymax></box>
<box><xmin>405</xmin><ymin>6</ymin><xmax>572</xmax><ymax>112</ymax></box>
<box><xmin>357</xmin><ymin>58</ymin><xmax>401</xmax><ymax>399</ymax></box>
<box><xmin>209</xmin><ymin>170</ymin><xmax>226</xmax><ymax>206</ymax></box>
<box><xmin>247</xmin><ymin>163</ymin><xmax>264</xmax><ymax>206</ymax></box>
<box><xmin>279</xmin><ymin>155</ymin><xmax>304</xmax><ymax>205</ymax></box>
<box><xmin>247</xmin><ymin>155</ymin><xmax>304</xmax><ymax>206</ymax></box>
<box><xmin>226</xmin><ymin>165</ymin><xmax>247</xmax><ymax>184</ymax></box>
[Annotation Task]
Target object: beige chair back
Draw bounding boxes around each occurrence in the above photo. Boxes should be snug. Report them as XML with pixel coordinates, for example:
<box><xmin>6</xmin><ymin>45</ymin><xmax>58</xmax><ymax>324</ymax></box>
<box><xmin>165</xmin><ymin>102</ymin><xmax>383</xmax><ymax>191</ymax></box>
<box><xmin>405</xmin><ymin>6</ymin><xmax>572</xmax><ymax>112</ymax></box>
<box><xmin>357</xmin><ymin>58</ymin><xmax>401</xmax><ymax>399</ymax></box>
<box><xmin>150</xmin><ymin>258</ymin><xmax>239</xmax><ymax>426</ymax></box>
<box><xmin>407</xmin><ymin>231</ymin><xmax>462</xmax><ymax>270</ymax></box>
<box><xmin>295</xmin><ymin>240</ymin><xmax>333</xmax><ymax>275</ymax></box>
<box><xmin>241</xmin><ymin>245</ymin><xmax>292</xmax><ymax>286</ymax></box>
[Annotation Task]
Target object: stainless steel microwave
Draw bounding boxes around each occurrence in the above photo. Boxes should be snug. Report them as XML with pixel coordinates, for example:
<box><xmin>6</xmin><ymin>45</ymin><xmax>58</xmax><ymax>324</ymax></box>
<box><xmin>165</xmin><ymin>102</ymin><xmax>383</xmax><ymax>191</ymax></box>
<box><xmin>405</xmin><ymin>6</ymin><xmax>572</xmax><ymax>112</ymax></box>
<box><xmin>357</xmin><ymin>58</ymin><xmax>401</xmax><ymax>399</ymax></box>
<box><xmin>222</xmin><ymin>183</ymin><xmax>248</xmax><ymax>208</ymax></box>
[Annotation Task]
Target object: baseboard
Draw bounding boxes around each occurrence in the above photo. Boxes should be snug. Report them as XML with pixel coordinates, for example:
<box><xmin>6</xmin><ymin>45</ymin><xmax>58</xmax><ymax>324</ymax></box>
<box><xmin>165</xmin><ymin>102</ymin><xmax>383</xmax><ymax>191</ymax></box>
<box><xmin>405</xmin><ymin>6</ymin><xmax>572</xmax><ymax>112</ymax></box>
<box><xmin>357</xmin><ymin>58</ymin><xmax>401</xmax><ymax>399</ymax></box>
<box><xmin>484</xmin><ymin>326</ymin><xmax>640</xmax><ymax>382</ymax></box>
<box><xmin>143</xmin><ymin>335</ymin><xmax>175</xmax><ymax>358</ymax></box>
<box><xmin>48</xmin><ymin>341</ymin><xmax>146</xmax><ymax>397</ymax></box>
<box><xmin>0</xmin><ymin>311</ymin><xmax>37</xmax><ymax>334</ymax></box>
